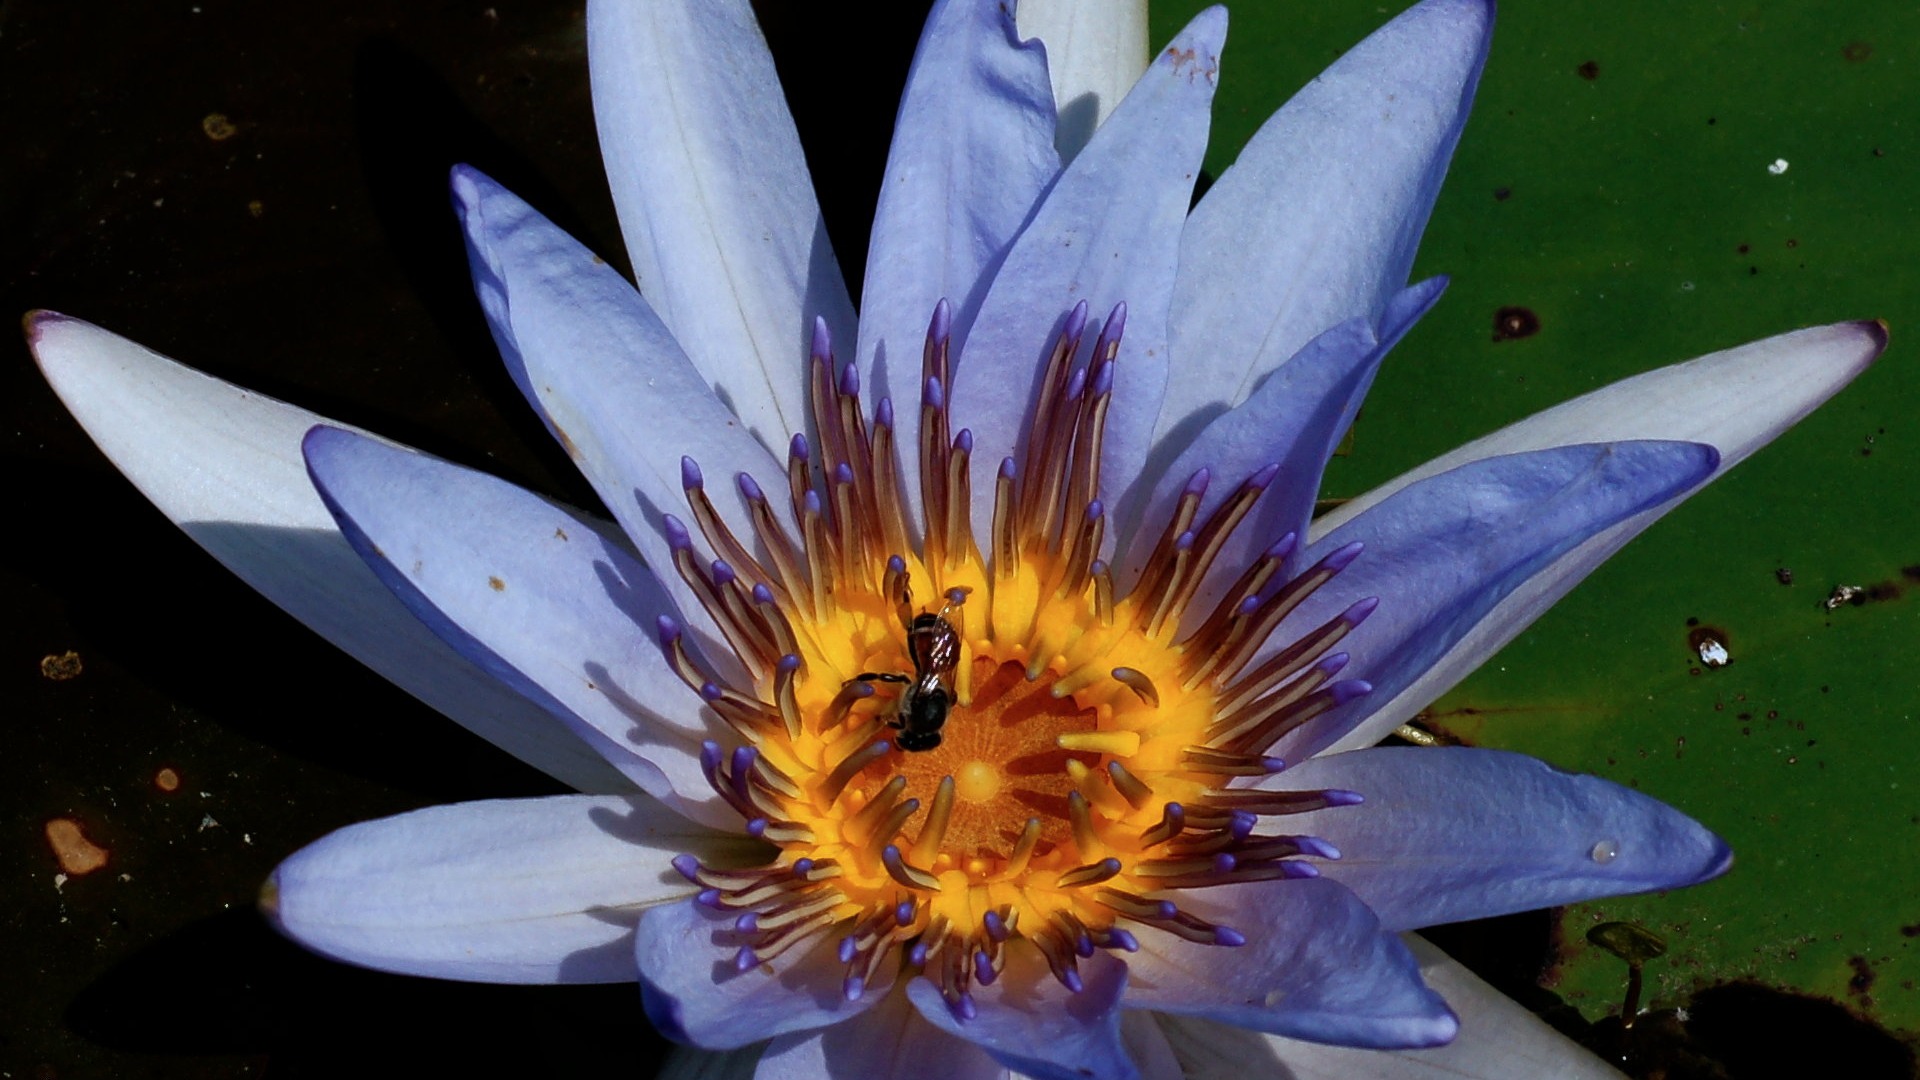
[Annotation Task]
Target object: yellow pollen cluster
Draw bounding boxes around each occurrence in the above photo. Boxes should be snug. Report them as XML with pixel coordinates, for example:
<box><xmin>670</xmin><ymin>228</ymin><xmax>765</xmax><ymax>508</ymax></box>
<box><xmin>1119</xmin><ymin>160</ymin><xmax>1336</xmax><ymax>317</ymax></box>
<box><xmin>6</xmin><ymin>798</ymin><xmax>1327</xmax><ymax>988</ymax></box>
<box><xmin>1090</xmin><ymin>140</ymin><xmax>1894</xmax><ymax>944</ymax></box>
<box><xmin>665</xmin><ymin>301</ymin><xmax>1371</xmax><ymax>1005</ymax></box>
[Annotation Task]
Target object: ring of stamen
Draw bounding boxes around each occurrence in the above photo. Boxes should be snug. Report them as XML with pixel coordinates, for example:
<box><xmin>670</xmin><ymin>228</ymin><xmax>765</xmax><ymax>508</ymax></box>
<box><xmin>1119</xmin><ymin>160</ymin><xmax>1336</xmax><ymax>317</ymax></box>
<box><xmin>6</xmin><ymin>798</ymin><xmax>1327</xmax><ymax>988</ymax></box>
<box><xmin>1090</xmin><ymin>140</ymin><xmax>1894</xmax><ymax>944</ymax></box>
<box><xmin>666</xmin><ymin>300</ymin><xmax>1376</xmax><ymax>1013</ymax></box>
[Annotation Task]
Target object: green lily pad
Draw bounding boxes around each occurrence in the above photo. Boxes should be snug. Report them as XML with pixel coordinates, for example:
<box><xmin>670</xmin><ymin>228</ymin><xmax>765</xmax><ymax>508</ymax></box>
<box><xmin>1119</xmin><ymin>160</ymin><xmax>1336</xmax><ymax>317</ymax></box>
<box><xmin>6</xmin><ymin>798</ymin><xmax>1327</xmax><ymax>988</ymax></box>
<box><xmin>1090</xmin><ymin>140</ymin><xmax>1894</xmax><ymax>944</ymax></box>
<box><xmin>1158</xmin><ymin>0</ymin><xmax>1920</xmax><ymax>1037</ymax></box>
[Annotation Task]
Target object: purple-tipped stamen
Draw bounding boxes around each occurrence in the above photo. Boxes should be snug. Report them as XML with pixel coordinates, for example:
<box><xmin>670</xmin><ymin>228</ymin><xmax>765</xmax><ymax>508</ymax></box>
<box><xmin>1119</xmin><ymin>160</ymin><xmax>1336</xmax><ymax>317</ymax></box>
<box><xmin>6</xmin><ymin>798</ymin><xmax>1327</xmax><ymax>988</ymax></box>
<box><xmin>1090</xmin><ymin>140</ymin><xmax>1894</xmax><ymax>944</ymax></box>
<box><xmin>680</xmin><ymin>456</ymin><xmax>703</xmax><ymax>490</ymax></box>
<box><xmin>1329</xmin><ymin>679</ymin><xmax>1372</xmax><ymax>707</ymax></box>
<box><xmin>810</xmin><ymin>316</ymin><xmax>832</xmax><ymax>363</ymax></box>
<box><xmin>661</xmin><ymin>514</ymin><xmax>693</xmax><ymax>551</ymax></box>
<box><xmin>1322</xmin><ymin>540</ymin><xmax>1366</xmax><ymax>572</ymax></box>
<box><xmin>671</xmin><ymin>853</ymin><xmax>701</xmax><ymax>882</ymax></box>
<box><xmin>928</xmin><ymin>298</ymin><xmax>953</xmax><ymax>343</ymax></box>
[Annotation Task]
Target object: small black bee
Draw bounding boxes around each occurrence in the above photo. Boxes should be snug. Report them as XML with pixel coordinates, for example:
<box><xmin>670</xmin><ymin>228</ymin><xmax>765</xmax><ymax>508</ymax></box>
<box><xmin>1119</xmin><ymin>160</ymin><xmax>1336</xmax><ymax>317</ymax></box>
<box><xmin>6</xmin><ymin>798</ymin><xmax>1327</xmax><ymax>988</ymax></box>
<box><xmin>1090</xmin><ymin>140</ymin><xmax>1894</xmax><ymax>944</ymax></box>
<box><xmin>850</xmin><ymin>577</ymin><xmax>964</xmax><ymax>752</ymax></box>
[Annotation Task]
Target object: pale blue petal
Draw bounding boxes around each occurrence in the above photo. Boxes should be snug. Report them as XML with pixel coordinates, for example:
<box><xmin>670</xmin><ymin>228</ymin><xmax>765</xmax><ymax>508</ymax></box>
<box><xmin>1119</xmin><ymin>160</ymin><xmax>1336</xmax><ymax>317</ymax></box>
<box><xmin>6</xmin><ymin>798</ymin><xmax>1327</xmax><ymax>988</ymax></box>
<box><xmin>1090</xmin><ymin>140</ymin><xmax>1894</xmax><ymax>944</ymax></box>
<box><xmin>264</xmin><ymin>795</ymin><xmax>748</xmax><ymax>983</ymax></box>
<box><xmin>908</xmin><ymin>948</ymin><xmax>1135</xmax><ymax>1080</ymax></box>
<box><xmin>587</xmin><ymin>0</ymin><xmax>854</xmax><ymax>448</ymax></box>
<box><xmin>1157</xmin><ymin>0</ymin><xmax>1491</xmax><ymax>452</ymax></box>
<box><xmin>1154</xmin><ymin>934</ymin><xmax>1625</xmax><ymax>1079</ymax></box>
<box><xmin>1123</xmin><ymin>879</ymin><xmax>1456</xmax><ymax>1049</ymax></box>
<box><xmin>758</xmin><ymin>986</ymin><xmax>1004</xmax><ymax>1080</ymax></box>
<box><xmin>1118</xmin><ymin>278</ymin><xmax>1445</xmax><ymax>612</ymax></box>
<box><xmin>303</xmin><ymin>426</ymin><xmax>735</xmax><ymax>829</ymax></box>
<box><xmin>1267</xmin><ymin>441</ymin><xmax>1719</xmax><ymax>762</ymax></box>
<box><xmin>637</xmin><ymin>898</ymin><xmax>890</xmax><ymax>1049</ymax></box>
<box><xmin>953</xmin><ymin>8</ymin><xmax>1226</xmax><ymax>547</ymax></box>
<box><xmin>453</xmin><ymin>165</ymin><xmax>787</xmax><ymax>675</ymax></box>
<box><xmin>26</xmin><ymin>313</ymin><xmax>627</xmax><ymax>794</ymax></box>
<box><xmin>1310</xmin><ymin>321</ymin><xmax>1886</xmax><ymax>754</ymax></box>
<box><xmin>860</xmin><ymin>0</ymin><xmax>1061</xmax><ymax>527</ymax></box>
<box><xmin>1263</xmin><ymin>747</ymin><xmax>1732</xmax><ymax>931</ymax></box>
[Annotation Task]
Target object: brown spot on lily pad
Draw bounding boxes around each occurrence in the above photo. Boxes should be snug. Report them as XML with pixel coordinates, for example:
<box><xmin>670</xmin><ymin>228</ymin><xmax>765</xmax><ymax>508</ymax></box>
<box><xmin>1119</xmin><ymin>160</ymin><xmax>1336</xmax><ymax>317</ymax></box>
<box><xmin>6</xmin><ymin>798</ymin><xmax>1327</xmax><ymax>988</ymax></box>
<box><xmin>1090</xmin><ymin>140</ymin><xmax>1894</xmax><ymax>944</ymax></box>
<box><xmin>1842</xmin><ymin>41</ymin><xmax>1874</xmax><ymax>63</ymax></box>
<box><xmin>1492</xmin><ymin>306</ymin><xmax>1540</xmax><ymax>342</ymax></box>
<box><xmin>1576</xmin><ymin>60</ymin><xmax>1600</xmax><ymax>80</ymax></box>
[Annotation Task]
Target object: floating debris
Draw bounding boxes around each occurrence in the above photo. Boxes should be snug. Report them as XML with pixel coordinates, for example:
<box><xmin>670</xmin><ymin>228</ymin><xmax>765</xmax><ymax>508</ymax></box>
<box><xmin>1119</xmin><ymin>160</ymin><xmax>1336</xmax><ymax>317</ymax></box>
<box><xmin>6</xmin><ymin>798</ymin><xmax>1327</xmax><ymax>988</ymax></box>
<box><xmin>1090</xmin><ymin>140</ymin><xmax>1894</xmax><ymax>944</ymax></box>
<box><xmin>45</xmin><ymin>818</ymin><xmax>108</xmax><ymax>875</ymax></box>
<box><xmin>1825</xmin><ymin>584</ymin><xmax>1864</xmax><ymax>610</ymax></box>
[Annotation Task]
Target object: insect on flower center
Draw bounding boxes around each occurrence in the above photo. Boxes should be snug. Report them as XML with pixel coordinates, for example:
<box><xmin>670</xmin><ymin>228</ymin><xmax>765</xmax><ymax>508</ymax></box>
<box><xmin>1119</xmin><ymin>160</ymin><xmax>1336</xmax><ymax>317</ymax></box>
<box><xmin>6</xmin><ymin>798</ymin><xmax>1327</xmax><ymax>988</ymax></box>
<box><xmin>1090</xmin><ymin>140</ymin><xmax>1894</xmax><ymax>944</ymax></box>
<box><xmin>662</xmin><ymin>301</ymin><xmax>1378</xmax><ymax>1013</ymax></box>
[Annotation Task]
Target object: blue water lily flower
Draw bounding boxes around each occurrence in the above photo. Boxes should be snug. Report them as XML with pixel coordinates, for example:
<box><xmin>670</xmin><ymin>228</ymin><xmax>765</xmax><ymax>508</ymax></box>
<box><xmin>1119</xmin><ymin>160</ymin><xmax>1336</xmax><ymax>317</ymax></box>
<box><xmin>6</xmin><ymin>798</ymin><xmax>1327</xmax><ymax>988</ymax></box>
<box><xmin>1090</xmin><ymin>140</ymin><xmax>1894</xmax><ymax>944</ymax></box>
<box><xmin>28</xmin><ymin>0</ymin><xmax>1885</xmax><ymax>1077</ymax></box>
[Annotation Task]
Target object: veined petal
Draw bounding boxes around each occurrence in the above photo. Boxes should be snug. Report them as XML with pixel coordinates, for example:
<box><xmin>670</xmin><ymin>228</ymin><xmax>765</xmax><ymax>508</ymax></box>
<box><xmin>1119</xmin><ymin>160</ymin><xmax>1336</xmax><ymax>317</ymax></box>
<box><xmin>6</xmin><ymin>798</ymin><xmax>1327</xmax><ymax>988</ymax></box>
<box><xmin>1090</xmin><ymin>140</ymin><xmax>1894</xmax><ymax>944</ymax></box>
<box><xmin>1153</xmin><ymin>935</ymin><xmax>1627</xmax><ymax>1079</ymax></box>
<box><xmin>25</xmin><ymin>313</ymin><xmax>626</xmax><ymax>794</ymax></box>
<box><xmin>1271</xmin><ymin>441</ymin><xmax>1719</xmax><ymax>762</ymax></box>
<box><xmin>1264</xmin><ymin>747</ymin><xmax>1732</xmax><ymax>931</ymax></box>
<box><xmin>587</xmin><ymin>0</ymin><xmax>855</xmax><ymax>448</ymax></box>
<box><xmin>1015</xmin><ymin>0</ymin><xmax>1150</xmax><ymax>160</ymax></box>
<box><xmin>1311</xmin><ymin>321</ymin><xmax>1886</xmax><ymax>753</ymax></box>
<box><xmin>860</xmin><ymin>0</ymin><xmax>1061</xmax><ymax>519</ymax></box>
<box><xmin>454</xmin><ymin>165</ymin><xmax>786</xmax><ymax>674</ymax></box>
<box><xmin>1158</xmin><ymin>0</ymin><xmax>1491</xmax><ymax>452</ymax></box>
<box><xmin>263</xmin><ymin>795</ymin><xmax>748</xmax><ymax>983</ymax></box>
<box><xmin>1124</xmin><ymin>880</ymin><xmax>1456</xmax><ymax>1050</ymax></box>
<box><xmin>908</xmin><ymin>948</ymin><xmax>1135</xmax><ymax>1080</ymax></box>
<box><xmin>303</xmin><ymin>426</ymin><xmax>734</xmax><ymax>829</ymax></box>
<box><xmin>1319</xmin><ymin>321</ymin><xmax>1889</xmax><ymax>529</ymax></box>
<box><xmin>759</xmin><ymin>985</ymin><xmax>1004</xmax><ymax>1080</ymax></box>
<box><xmin>1118</xmin><ymin>278</ymin><xmax>1446</xmax><ymax>606</ymax></box>
<box><xmin>954</xmin><ymin>8</ymin><xmax>1225</xmax><ymax>544</ymax></box>
<box><xmin>637</xmin><ymin>898</ymin><xmax>893</xmax><ymax>1049</ymax></box>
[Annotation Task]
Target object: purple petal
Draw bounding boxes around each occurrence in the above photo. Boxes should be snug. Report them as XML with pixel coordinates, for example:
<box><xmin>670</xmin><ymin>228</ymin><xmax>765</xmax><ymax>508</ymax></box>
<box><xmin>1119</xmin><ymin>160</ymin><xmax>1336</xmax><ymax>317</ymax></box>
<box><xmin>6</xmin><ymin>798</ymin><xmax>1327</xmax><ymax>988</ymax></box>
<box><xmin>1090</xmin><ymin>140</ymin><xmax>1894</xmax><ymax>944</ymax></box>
<box><xmin>859</xmin><ymin>0</ymin><xmax>1062</xmax><ymax>521</ymax></box>
<box><xmin>953</xmin><ymin>8</ymin><xmax>1226</xmax><ymax>546</ymax></box>
<box><xmin>264</xmin><ymin>795</ymin><xmax>744</xmax><ymax>983</ymax></box>
<box><xmin>1311</xmin><ymin>321</ymin><xmax>1885</xmax><ymax>753</ymax></box>
<box><xmin>1125</xmin><ymin>879</ymin><xmax>1456</xmax><ymax>1049</ymax></box>
<box><xmin>1268</xmin><ymin>441</ymin><xmax>1719</xmax><ymax>761</ymax></box>
<box><xmin>25</xmin><ymin>313</ymin><xmax>625</xmax><ymax>794</ymax></box>
<box><xmin>303</xmin><ymin>426</ymin><xmax>733</xmax><ymax>829</ymax></box>
<box><xmin>1258</xmin><ymin>747</ymin><xmax>1732</xmax><ymax>931</ymax></box>
<box><xmin>1154</xmin><ymin>933</ymin><xmax>1623</xmax><ymax>1078</ymax></box>
<box><xmin>758</xmin><ymin>986</ymin><xmax>1004</xmax><ymax>1080</ymax></box>
<box><xmin>1158</xmin><ymin>0</ymin><xmax>1491</xmax><ymax>448</ymax></box>
<box><xmin>1119</xmin><ymin>278</ymin><xmax>1445</xmax><ymax>610</ymax></box>
<box><xmin>907</xmin><ymin>947</ymin><xmax>1135</xmax><ymax>1080</ymax></box>
<box><xmin>586</xmin><ymin>0</ymin><xmax>854</xmax><ymax>444</ymax></box>
<box><xmin>637</xmin><ymin>898</ymin><xmax>889</xmax><ymax>1049</ymax></box>
<box><xmin>452</xmin><ymin>166</ymin><xmax>787</xmax><ymax>676</ymax></box>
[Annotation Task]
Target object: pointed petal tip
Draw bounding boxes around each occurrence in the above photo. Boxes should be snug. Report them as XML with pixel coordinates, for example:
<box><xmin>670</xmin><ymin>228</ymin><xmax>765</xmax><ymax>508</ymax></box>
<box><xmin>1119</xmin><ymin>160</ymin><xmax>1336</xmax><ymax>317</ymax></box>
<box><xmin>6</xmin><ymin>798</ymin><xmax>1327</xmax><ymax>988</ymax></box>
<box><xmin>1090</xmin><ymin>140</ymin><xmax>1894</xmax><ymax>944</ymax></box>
<box><xmin>1861</xmin><ymin>316</ymin><xmax>1891</xmax><ymax>351</ymax></box>
<box><xmin>1165</xmin><ymin>5</ymin><xmax>1228</xmax><ymax>59</ymax></box>
<box><xmin>22</xmin><ymin>308</ymin><xmax>68</xmax><ymax>350</ymax></box>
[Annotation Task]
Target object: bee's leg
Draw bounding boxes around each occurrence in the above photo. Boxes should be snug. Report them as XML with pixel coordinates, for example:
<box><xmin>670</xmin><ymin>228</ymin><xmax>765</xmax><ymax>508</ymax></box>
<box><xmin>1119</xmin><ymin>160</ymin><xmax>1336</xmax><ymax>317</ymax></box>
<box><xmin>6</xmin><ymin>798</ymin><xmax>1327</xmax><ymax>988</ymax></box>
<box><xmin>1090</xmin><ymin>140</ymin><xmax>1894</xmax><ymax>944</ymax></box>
<box><xmin>850</xmin><ymin>672</ymin><xmax>912</xmax><ymax>685</ymax></box>
<box><xmin>891</xmin><ymin>568</ymin><xmax>915</xmax><ymax>630</ymax></box>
